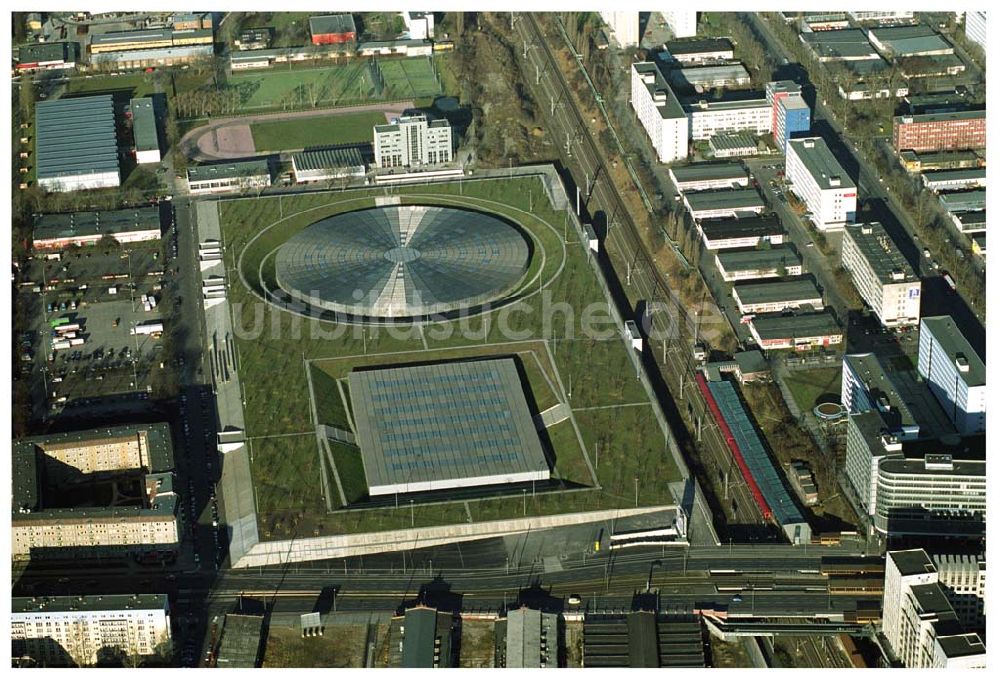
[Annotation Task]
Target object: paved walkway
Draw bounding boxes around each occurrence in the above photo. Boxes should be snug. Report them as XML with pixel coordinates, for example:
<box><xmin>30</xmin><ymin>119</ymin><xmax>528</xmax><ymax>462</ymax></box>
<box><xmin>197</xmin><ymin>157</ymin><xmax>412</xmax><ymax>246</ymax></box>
<box><xmin>179</xmin><ymin>100</ymin><xmax>416</xmax><ymax>162</ymax></box>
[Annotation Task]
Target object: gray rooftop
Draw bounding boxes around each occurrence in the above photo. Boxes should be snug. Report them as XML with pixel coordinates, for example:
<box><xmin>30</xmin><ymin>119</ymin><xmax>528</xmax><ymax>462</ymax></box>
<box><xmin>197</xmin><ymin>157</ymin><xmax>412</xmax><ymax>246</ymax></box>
<box><xmin>33</xmin><ymin>206</ymin><xmax>161</xmax><ymax>243</ymax></box>
<box><xmin>880</xmin><ymin>455</ymin><xmax>985</xmax><ymax>478</ymax></box>
<box><xmin>734</xmin><ymin>349</ymin><xmax>769</xmax><ymax>376</ymax></box>
<box><xmin>733</xmin><ymin>277</ymin><xmax>823</xmax><ymax>306</ymax></box>
<box><xmin>750</xmin><ymin>310</ymin><xmax>841</xmax><ymax>340</ymax></box>
<box><xmin>671</xmin><ymin>63</ymin><xmax>751</xmax><ymax>87</ymax></box>
<box><xmin>665</xmin><ymin>38</ymin><xmax>734</xmax><ymax>55</ymax></box>
<box><xmin>843</xmin><ymin>222</ymin><xmax>917</xmax><ymax>284</ymax></box>
<box><xmin>34</xmin><ymin>96</ymin><xmax>120</xmax><ymax>183</ymax></box>
<box><xmin>91</xmin><ymin>28</ymin><xmax>172</xmax><ymax>45</ymax></box>
<box><xmin>843</xmin><ymin>353</ymin><xmax>917</xmax><ymax>429</ymax></box>
<box><xmin>130</xmin><ymin>98</ymin><xmax>158</xmax><ymax>153</ymax></box>
<box><xmin>18</xmin><ymin>41</ymin><xmax>74</xmax><ymax>65</ymax></box>
<box><xmin>309</xmin><ymin>14</ymin><xmax>357</xmax><ymax>37</ymax></box>
<box><xmin>869</xmin><ymin>25</ymin><xmax>952</xmax><ymax>56</ymax></box>
<box><xmin>700</xmin><ymin>214</ymin><xmax>784</xmax><ymax>240</ymax></box>
<box><xmin>292</xmin><ymin>146</ymin><xmax>366</xmax><ymax>172</ymax></box>
<box><xmin>939</xmin><ymin>190</ymin><xmax>986</xmax><ymax>212</ymax></box>
<box><xmin>802</xmin><ymin>29</ymin><xmax>878</xmax><ymax>60</ymax></box>
<box><xmin>922</xmin><ymin>168</ymin><xmax>986</xmax><ymax>184</ymax></box>
<box><xmin>921</xmin><ymin>316</ymin><xmax>985</xmax><ymax>387</ymax></box>
<box><xmin>187</xmin><ymin>159</ymin><xmax>270</xmax><ymax>182</ymax></box>
<box><xmin>895</xmin><ymin>110</ymin><xmax>985</xmax><ymax>125</ymax></box>
<box><xmin>93</xmin><ymin>44</ymin><xmax>214</xmax><ymax>64</ymax></box>
<box><xmin>216</xmin><ymin>614</ymin><xmax>265</xmax><ymax>668</ymax></box>
<box><xmin>787</xmin><ymin>137</ymin><xmax>856</xmax><ymax>190</ymax></box>
<box><xmin>936</xmin><ymin>633</ymin><xmax>986</xmax><ymax>659</ymax></box>
<box><xmin>685</xmin><ymin>96</ymin><xmax>770</xmax><ymax>113</ymax></box>
<box><xmin>890</xmin><ymin>548</ymin><xmax>938</xmax><ymax>576</ymax></box>
<box><xmin>505</xmin><ymin>607</ymin><xmax>558</xmax><ymax>668</ymax></box>
<box><xmin>900</xmin><ymin>150</ymin><xmax>982</xmax><ymax>165</ymax></box>
<box><xmin>710</xmin><ymin>133</ymin><xmax>758</xmax><ymax>152</ymax></box>
<box><xmin>349</xmin><ymin>358</ymin><xmax>549</xmax><ymax>493</ymax></box>
<box><xmin>954</xmin><ymin>210</ymin><xmax>986</xmax><ymax>226</ymax></box>
<box><xmin>14</xmin><ymin>423</ymin><xmax>174</xmax><ymax>475</ymax></box>
<box><xmin>685</xmin><ymin>189</ymin><xmax>765</xmax><ymax>213</ymax></box>
<box><xmin>670</xmin><ymin>162</ymin><xmax>746</xmax><ymax>184</ymax></box>
<box><xmin>633</xmin><ymin>62</ymin><xmax>686</xmax><ymax>120</ymax></box>
<box><xmin>12</xmin><ymin>594</ymin><xmax>168</xmax><ymax>614</ymax></box>
<box><xmin>400</xmin><ymin>606</ymin><xmax>450</xmax><ymax>668</ymax></box>
<box><xmin>716</xmin><ymin>245</ymin><xmax>801</xmax><ymax>273</ymax></box>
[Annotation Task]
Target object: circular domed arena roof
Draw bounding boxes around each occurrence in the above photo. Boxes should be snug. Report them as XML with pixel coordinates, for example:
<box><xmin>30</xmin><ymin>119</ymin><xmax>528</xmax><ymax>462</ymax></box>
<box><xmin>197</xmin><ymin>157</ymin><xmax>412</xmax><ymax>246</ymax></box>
<box><xmin>274</xmin><ymin>205</ymin><xmax>531</xmax><ymax>319</ymax></box>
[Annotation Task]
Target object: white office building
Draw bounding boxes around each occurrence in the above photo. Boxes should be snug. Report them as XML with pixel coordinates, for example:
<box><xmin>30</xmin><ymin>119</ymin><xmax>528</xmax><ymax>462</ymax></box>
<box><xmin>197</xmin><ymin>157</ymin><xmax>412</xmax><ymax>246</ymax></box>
<box><xmin>12</xmin><ymin>594</ymin><xmax>172</xmax><ymax>667</ymax></box>
<box><xmin>964</xmin><ymin>11</ymin><xmax>986</xmax><ymax>52</ymax></box>
<box><xmin>663</xmin><ymin>11</ymin><xmax>698</xmax><ymax>38</ymax></box>
<box><xmin>874</xmin><ymin>455</ymin><xmax>985</xmax><ymax>537</ymax></box>
<box><xmin>685</xmin><ymin>97</ymin><xmax>772</xmax><ymax>141</ymax></box>
<box><xmin>631</xmin><ymin>62</ymin><xmax>688</xmax><ymax>163</ymax></box>
<box><xmin>933</xmin><ymin>553</ymin><xmax>985</xmax><ymax>632</ymax></box>
<box><xmin>373</xmin><ymin>115</ymin><xmax>453</xmax><ymax>169</ymax></box>
<box><xmin>786</xmin><ymin>137</ymin><xmax>857</xmax><ymax>231</ymax></box>
<box><xmin>883</xmin><ymin>550</ymin><xmax>985</xmax><ymax>668</ymax></box>
<box><xmin>600</xmin><ymin>11</ymin><xmax>639</xmax><ymax>48</ymax></box>
<box><xmin>841</xmin><ymin>223</ymin><xmax>921</xmax><ymax>328</ymax></box>
<box><xmin>917</xmin><ymin>316</ymin><xmax>985</xmax><ymax>434</ymax></box>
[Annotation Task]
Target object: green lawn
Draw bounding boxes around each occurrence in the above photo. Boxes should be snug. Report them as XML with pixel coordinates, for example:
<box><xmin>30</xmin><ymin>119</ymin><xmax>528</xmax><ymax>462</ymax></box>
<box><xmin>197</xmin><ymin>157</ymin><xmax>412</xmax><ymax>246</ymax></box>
<box><xmin>250</xmin><ymin>110</ymin><xmax>386</xmax><ymax>152</ymax></box>
<box><xmin>219</xmin><ymin>177</ymin><xmax>682</xmax><ymax>538</ymax></box>
<box><xmin>783</xmin><ymin>367</ymin><xmax>843</xmax><ymax>413</ymax></box>
<box><xmin>227</xmin><ymin>62</ymin><xmax>374</xmax><ymax>110</ymax></box>
<box><xmin>329</xmin><ymin>441</ymin><xmax>368</xmax><ymax>505</ymax></box>
<box><xmin>250</xmin><ymin>433</ymin><xmax>333</xmax><ymax>539</ymax></box>
<box><xmin>376</xmin><ymin>56</ymin><xmax>441</xmax><ymax>98</ymax></box>
<box><xmin>64</xmin><ymin>73</ymin><xmax>156</xmax><ymax>97</ymax></box>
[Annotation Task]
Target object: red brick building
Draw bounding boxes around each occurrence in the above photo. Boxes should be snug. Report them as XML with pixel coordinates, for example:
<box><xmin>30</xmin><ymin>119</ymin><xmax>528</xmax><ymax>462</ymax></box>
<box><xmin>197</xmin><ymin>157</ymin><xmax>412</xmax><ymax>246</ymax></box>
<box><xmin>893</xmin><ymin>110</ymin><xmax>986</xmax><ymax>153</ymax></box>
<box><xmin>309</xmin><ymin>14</ymin><xmax>357</xmax><ymax>45</ymax></box>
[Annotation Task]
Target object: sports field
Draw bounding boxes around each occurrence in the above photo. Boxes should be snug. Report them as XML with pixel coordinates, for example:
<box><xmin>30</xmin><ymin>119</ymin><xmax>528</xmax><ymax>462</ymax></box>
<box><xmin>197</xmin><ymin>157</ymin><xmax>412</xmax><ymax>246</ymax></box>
<box><xmin>250</xmin><ymin>110</ymin><xmax>386</xmax><ymax>152</ymax></box>
<box><xmin>227</xmin><ymin>57</ymin><xmax>441</xmax><ymax>111</ymax></box>
<box><xmin>218</xmin><ymin>178</ymin><xmax>682</xmax><ymax>538</ymax></box>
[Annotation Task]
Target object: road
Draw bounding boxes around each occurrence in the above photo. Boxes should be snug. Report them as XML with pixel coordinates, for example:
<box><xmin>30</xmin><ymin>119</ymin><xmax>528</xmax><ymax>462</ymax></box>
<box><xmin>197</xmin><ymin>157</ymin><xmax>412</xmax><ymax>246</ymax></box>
<box><xmin>514</xmin><ymin>15</ymin><xmax>768</xmax><ymax>533</ymax></box>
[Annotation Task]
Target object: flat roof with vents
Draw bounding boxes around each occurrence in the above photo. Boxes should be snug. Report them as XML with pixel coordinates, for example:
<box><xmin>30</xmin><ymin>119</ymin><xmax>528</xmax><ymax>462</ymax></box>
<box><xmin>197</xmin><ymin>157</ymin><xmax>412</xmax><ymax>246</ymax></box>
<box><xmin>920</xmin><ymin>316</ymin><xmax>985</xmax><ymax>387</ymax></box>
<box><xmin>633</xmin><ymin>62</ymin><xmax>685</xmax><ymax>120</ymax></box>
<box><xmin>34</xmin><ymin>95</ymin><xmax>120</xmax><ymax>184</ymax></box>
<box><xmin>349</xmin><ymin>358</ymin><xmax>550</xmax><ymax>496</ymax></box>
<box><xmin>130</xmin><ymin>98</ymin><xmax>159</xmax><ymax>153</ymax></box>
<box><xmin>787</xmin><ymin>137</ymin><xmax>856</xmax><ymax>191</ymax></box>
<box><xmin>12</xmin><ymin>594</ymin><xmax>168</xmax><ymax>614</ymax></box>
<box><xmin>843</xmin><ymin>222</ymin><xmax>917</xmax><ymax>283</ymax></box>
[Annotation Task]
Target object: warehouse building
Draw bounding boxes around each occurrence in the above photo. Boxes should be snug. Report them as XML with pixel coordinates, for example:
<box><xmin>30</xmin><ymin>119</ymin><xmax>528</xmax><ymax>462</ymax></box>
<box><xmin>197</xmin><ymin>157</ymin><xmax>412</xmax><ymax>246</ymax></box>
<box><xmin>921</xmin><ymin>168</ymin><xmax>986</xmax><ymax>192</ymax></box>
<box><xmin>583</xmin><ymin>612</ymin><xmax>705</xmax><ymax>667</ymax></box>
<box><xmin>799</xmin><ymin>13</ymin><xmax>850</xmax><ymax>31</ymax></box>
<box><xmin>883</xmin><ymin>550</ymin><xmax>985</xmax><ymax>668</ymax></box>
<box><xmin>129</xmin><ymin>97</ymin><xmax>160</xmax><ymax>164</ymax></box>
<box><xmin>349</xmin><ymin>359</ymin><xmax>550</xmax><ymax>496</ymax></box>
<box><xmin>357</xmin><ymin>39</ymin><xmax>433</xmax><ymax>57</ymax></box>
<box><xmin>228</xmin><ymin>43</ymin><xmax>354</xmax><ymax>69</ymax></box>
<box><xmin>951</xmin><ymin>210</ymin><xmax>986</xmax><ymax>234</ymax></box>
<box><xmin>187</xmin><ymin>159</ymin><xmax>272</xmax><ymax>194</ymax></box>
<box><xmin>899</xmin><ymin>150</ymin><xmax>983</xmax><ymax>173</ymax></box>
<box><xmin>917</xmin><ymin>316</ymin><xmax>985</xmax><ymax>435</ymax></box>
<box><xmin>16</xmin><ymin>41</ymin><xmax>78</xmax><ymax>72</ymax></box>
<box><xmin>732</xmin><ymin>276</ymin><xmax>823</xmax><ymax>315</ymax></box>
<box><xmin>715</xmin><ymin>245</ymin><xmax>802</xmax><ymax>281</ymax></box>
<box><xmin>495</xmin><ymin>607</ymin><xmax>560</xmax><ymax>668</ymax></box>
<box><xmin>90</xmin><ymin>27</ymin><xmax>213</xmax><ymax>54</ymax></box>
<box><xmin>801</xmin><ymin>29</ymin><xmax>880</xmax><ymax>62</ymax></box>
<box><xmin>33</xmin><ymin>206</ymin><xmax>161</xmax><ymax>251</ymax></box>
<box><xmin>34</xmin><ymin>96</ymin><xmax>120</xmax><ymax>192</ymax></box>
<box><xmin>631</xmin><ymin>62</ymin><xmax>688</xmax><ymax>163</ymax></box>
<box><xmin>748</xmin><ymin>310</ymin><xmax>842</xmax><ymax>350</ymax></box>
<box><xmin>374</xmin><ymin>115</ymin><xmax>452</xmax><ymax>168</ymax></box>
<box><xmin>683</xmin><ymin>189</ymin><xmax>766</xmax><ymax>221</ymax></box>
<box><xmin>388</xmin><ymin>606</ymin><xmax>455</xmax><ymax>668</ymax></box>
<box><xmin>669</xmin><ymin>162</ymin><xmax>747</xmax><ymax>193</ymax></box>
<box><xmin>215</xmin><ymin>614</ymin><xmax>266</xmax><ymax>668</ymax></box>
<box><xmin>92</xmin><ymin>43</ymin><xmax>214</xmax><ymax>69</ymax></box>
<box><xmin>698</xmin><ymin>214</ymin><xmax>784</xmax><ymax>250</ymax></box>
<box><xmin>309</xmin><ymin>14</ymin><xmax>357</xmax><ymax>45</ymax></box>
<box><xmin>939</xmin><ymin>190</ymin><xmax>986</xmax><ymax>215</ymax></box>
<box><xmin>291</xmin><ymin>146</ymin><xmax>367</xmax><ymax>183</ymax></box>
<box><xmin>709</xmin><ymin>133</ymin><xmax>760</xmax><ymax>159</ymax></box>
<box><xmin>892</xmin><ymin>111</ymin><xmax>986</xmax><ymax>153</ymax></box>
<box><xmin>171</xmin><ymin>12</ymin><xmax>213</xmax><ymax>30</ymax></box>
<box><xmin>841</xmin><ymin>222</ymin><xmax>921</xmax><ymax>328</ymax></box>
<box><xmin>663</xmin><ymin>38</ymin><xmax>734</xmax><ymax>64</ymax></box>
<box><xmin>786</xmin><ymin>137</ymin><xmax>857</xmax><ymax>231</ymax></box>
<box><xmin>684</xmin><ymin>96</ymin><xmax>772</xmax><ymax>141</ymax></box>
<box><xmin>12</xmin><ymin>594</ymin><xmax>172</xmax><ymax>667</ymax></box>
<box><xmin>669</xmin><ymin>63</ymin><xmax>751</xmax><ymax>90</ymax></box>
<box><xmin>868</xmin><ymin>25</ymin><xmax>954</xmax><ymax>58</ymax></box>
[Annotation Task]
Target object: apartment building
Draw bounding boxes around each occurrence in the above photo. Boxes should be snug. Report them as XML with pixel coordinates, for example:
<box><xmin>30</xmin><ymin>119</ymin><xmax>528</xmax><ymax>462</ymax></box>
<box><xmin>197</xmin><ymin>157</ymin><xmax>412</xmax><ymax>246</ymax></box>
<box><xmin>883</xmin><ymin>550</ymin><xmax>985</xmax><ymax>668</ymax></box>
<box><xmin>601</xmin><ymin>11</ymin><xmax>639</xmax><ymax>47</ymax></box>
<box><xmin>841</xmin><ymin>223</ymin><xmax>921</xmax><ymax>328</ymax></box>
<box><xmin>12</xmin><ymin>595</ymin><xmax>171</xmax><ymax>667</ymax></box>
<box><xmin>662</xmin><ymin>11</ymin><xmax>698</xmax><ymax>38</ymax></box>
<box><xmin>373</xmin><ymin>115</ymin><xmax>453</xmax><ymax>168</ymax></box>
<box><xmin>892</xmin><ymin>111</ymin><xmax>986</xmax><ymax>153</ymax></box>
<box><xmin>917</xmin><ymin>316</ymin><xmax>986</xmax><ymax>434</ymax></box>
<box><xmin>932</xmin><ymin>553</ymin><xmax>985</xmax><ymax>632</ymax></box>
<box><xmin>631</xmin><ymin>62</ymin><xmax>688</xmax><ymax>162</ymax></box>
<box><xmin>785</xmin><ymin>137</ymin><xmax>857</xmax><ymax>231</ymax></box>
<box><xmin>685</xmin><ymin>97</ymin><xmax>771</xmax><ymax>141</ymax></box>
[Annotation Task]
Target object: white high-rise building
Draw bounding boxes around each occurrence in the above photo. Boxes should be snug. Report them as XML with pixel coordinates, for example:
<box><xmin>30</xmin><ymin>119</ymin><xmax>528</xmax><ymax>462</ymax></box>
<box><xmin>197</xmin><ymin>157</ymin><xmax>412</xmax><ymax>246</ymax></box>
<box><xmin>841</xmin><ymin>222</ymin><xmax>921</xmax><ymax>328</ymax></box>
<box><xmin>600</xmin><ymin>11</ymin><xmax>639</xmax><ymax>48</ymax></box>
<box><xmin>883</xmin><ymin>550</ymin><xmax>985</xmax><ymax>668</ymax></box>
<box><xmin>964</xmin><ymin>11</ymin><xmax>986</xmax><ymax>53</ymax></box>
<box><xmin>631</xmin><ymin>62</ymin><xmax>688</xmax><ymax>163</ymax></box>
<box><xmin>785</xmin><ymin>137</ymin><xmax>857</xmax><ymax>231</ymax></box>
<box><xmin>933</xmin><ymin>553</ymin><xmax>985</xmax><ymax>632</ymax></box>
<box><xmin>662</xmin><ymin>11</ymin><xmax>698</xmax><ymax>38</ymax></box>
<box><xmin>917</xmin><ymin>316</ymin><xmax>986</xmax><ymax>434</ymax></box>
<box><xmin>373</xmin><ymin>115</ymin><xmax>453</xmax><ymax>169</ymax></box>
<box><xmin>12</xmin><ymin>595</ymin><xmax>172</xmax><ymax>667</ymax></box>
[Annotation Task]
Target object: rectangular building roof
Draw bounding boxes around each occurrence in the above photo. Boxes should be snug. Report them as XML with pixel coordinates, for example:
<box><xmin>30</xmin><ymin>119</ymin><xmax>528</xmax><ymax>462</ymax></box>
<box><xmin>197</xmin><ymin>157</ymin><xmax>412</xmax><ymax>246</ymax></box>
<box><xmin>18</xmin><ymin>41</ymin><xmax>74</xmax><ymax>65</ymax></box>
<box><xmin>670</xmin><ymin>162</ymin><xmax>747</xmax><ymax>184</ymax></box>
<box><xmin>15</xmin><ymin>423</ymin><xmax>174</xmax><ymax>474</ymax></box>
<box><xmin>633</xmin><ymin>62</ymin><xmax>685</xmax><ymax>120</ymax></box>
<box><xmin>13</xmin><ymin>594</ymin><xmax>168</xmax><ymax>614</ymax></box>
<box><xmin>401</xmin><ymin>607</ymin><xmax>446</xmax><ymax>667</ymax></box>
<box><xmin>12</xmin><ymin>444</ymin><xmax>38</xmax><ymax>511</ymax></box>
<box><xmin>787</xmin><ymin>137</ymin><xmax>856</xmax><ymax>190</ymax></box>
<box><xmin>891</xmin><ymin>548</ymin><xmax>939</xmax><ymax>576</ymax></box>
<box><xmin>954</xmin><ymin>210</ymin><xmax>986</xmax><ymax>226</ymax></box>
<box><xmin>802</xmin><ymin>29</ymin><xmax>879</xmax><ymax>60</ymax></box>
<box><xmin>895</xmin><ymin>110</ymin><xmax>986</xmax><ymax>125</ymax></box>
<box><xmin>716</xmin><ymin>244</ymin><xmax>801</xmax><ymax>272</ymax></box>
<box><xmin>291</xmin><ymin>146</ymin><xmax>366</xmax><ymax>171</ymax></box>
<box><xmin>665</xmin><ymin>38</ymin><xmax>734</xmax><ymax>55</ymax></box>
<box><xmin>733</xmin><ymin>276</ymin><xmax>823</xmax><ymax>306</ymax></box>
<box><xmin>309</xmin><ymin>14</ymin><xmax>357</xmax><ymax>37</ymax></box>
<box><xmin>749</xmin><ymin>310</ymin><xmax>841</xmax><ymax>340</ymax></box>
<box><xmin>880</xmin><ymin>456</ymin><xmax>985</xmax><ymax>478</ymax></box>
<box><xmin>34</xmin><ymin>96</ymin><xmax>120</xmax><ymax>183</ymax></box>
<box><xmin>506</xmin><ymin>608</ymin><xmax>558</xmax><ymax>668</ymax></box>
<box><xmin>130</xmin><ymin>98</ymin><xmax>158</xmax><ymax>153</ymax></box>
<box><xmin>91</xmin><ymin>28</ymin><xmax>172</xmax><ymax>46</ymax></box>
<box><xmin>349</xmin><ymin>358</ymin><xmax>549</xmax><ymax>494</ymax></box>
<box><xmin>187</xmin><ymin>159</ymin><xmax>271</xmax><ymax>182</ymax></box>
<box><xmin>685</xmin><ymin>96</ymin><xmax>770</xmax><ymax>113</ymax></box>
<box><xmin>921</xmin><ymin>316</ymin><xmax>985</xmax><ymax>386</ymax></box>
<box><xmin>700</xmin><ymin>214</ymin><xmax>784</xmax><ymax>240</ymax></box>
<box><xmin>843</xmin><ymin>353</ymin><xmax>918</xmax><ymax>430</ymax></box>
<box><xmin>672</xmin><ymin>63</ymin><xmax>751</xmax><ymax>83</ymax></box>
<box><xmin>685</xmin><ymin>189</ymin><xmax>765</xmax><ymax>212</ymax></box>
<box><xmin>34</xmin><ymin>207</ymin><xmax>162</xmax><ymax>243</ymax></box>
<box><xmin>710</xmin><ymin>133</ymin><xmax>758</xmax><ymax>153</ymax></box>
<box><xmin>844</xmin><ymin>222</ymin><xmax>917</xmax><ymax>284</ymax></box>
<box><xmin>939</xmin><ymin>190</ymin><xmax>986</xmax><ymax>212</ymax></box>
<box><xmin>216</xmin><ymin>614</ymin><xmax>265</xmax><ymax>668</ymax></box>
<box><xmin>922</xmin><ymin>168</ymin><xmax>986</xmax><ymax>184</ymax></box>
<box><xmin>870</xmin><ymin>25</ymin><xmax>952</xmax><ymax>56</ymax></box>
<box><xmin>936</xmin><ymin>633</ymin><xmax>986</xmax><ymax>659</ymax></box>
<box><xmin>93</xmin><ymin>44</ymin><xmax>214</xmax><ymax>64</ymax></box>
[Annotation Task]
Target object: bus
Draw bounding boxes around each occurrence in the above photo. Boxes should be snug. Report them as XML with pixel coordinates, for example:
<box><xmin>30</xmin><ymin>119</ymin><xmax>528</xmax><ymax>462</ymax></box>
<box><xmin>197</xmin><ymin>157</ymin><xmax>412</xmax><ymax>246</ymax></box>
<box><xmin>49</xmin><ymin>317</ymin><xmax>69</xmax><ymax>328</ymax></box>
